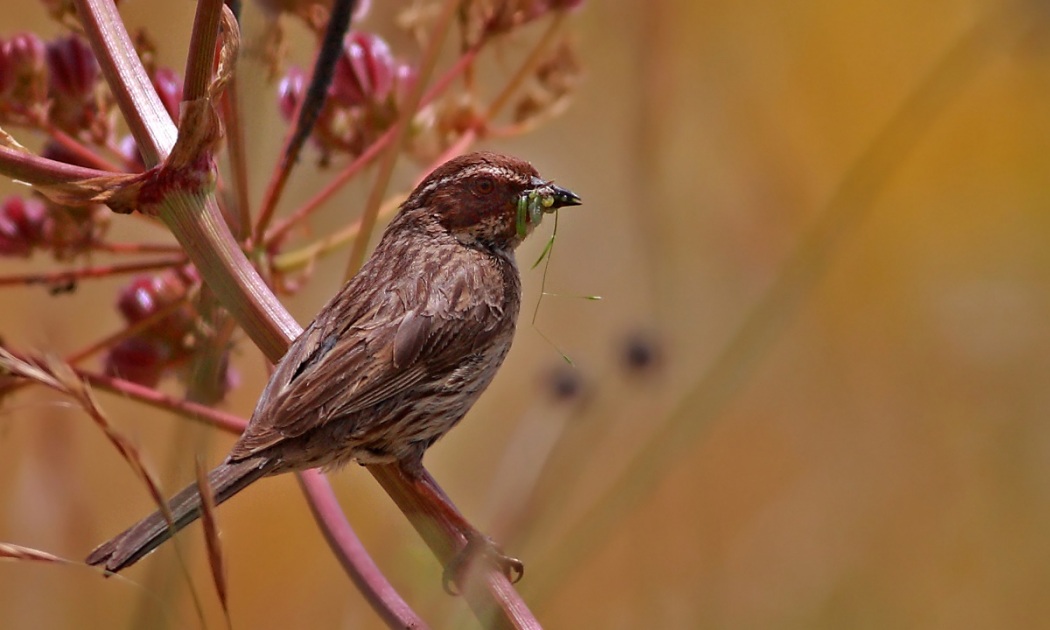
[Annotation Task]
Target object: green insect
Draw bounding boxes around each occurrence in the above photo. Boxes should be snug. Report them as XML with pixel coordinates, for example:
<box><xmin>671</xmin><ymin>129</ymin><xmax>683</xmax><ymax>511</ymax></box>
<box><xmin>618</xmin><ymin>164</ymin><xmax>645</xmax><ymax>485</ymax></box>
<box><xmin>515</xmin><ymin>189</ymin><xmax>556</xmax><ymax>238</ymax></box>
<box><xmin>516</xmin><ymin>187</ymin><xmax>599</xmax><ymax>365</ymax></box>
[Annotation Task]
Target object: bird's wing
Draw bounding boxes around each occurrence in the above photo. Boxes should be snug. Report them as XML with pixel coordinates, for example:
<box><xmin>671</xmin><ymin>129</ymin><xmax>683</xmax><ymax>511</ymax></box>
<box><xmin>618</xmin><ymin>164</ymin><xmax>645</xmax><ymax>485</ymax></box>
<box><xmin>228</xmin><ymin>257</ymin><xmax>508</xmax><ymax>460</ymax></box>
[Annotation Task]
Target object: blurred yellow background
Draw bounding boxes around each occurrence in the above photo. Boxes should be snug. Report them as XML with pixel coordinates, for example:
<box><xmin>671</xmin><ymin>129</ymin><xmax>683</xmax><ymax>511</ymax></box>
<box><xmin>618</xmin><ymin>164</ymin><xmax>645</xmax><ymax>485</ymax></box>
<box><xmin>3</xmin><ymin>0</ymin><xmax>1050</xmax><ymax>628</ymax></box>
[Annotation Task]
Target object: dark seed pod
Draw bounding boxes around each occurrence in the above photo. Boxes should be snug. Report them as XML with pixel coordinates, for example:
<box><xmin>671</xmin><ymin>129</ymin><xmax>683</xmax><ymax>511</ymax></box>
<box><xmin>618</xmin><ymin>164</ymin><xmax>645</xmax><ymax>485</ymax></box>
<box><xmin>105</xmin><ymin>335</ymin><xmax>173</xmax><ymax>387</ymax></box>
<box><xmin>621</xmin><ymin>329</ymin><xmax>663</xmax><ymax>376</ymax></box>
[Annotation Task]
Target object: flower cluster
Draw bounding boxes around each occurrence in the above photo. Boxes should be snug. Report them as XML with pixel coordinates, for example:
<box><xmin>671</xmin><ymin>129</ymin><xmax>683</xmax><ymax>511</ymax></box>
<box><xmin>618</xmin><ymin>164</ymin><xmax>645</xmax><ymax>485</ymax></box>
<box><xmin>0</xmin><ymin>32</ymin><xmax>186</xmax><ymax>260</ymax></box>
<box><xmin>1</xmin><ymin>0</ymin><xmax>584</xmax><ymax>414</ymax></box>
<box><xmin>0</xmin><ymin>33</ymin><xmax>48</xmax><ymax>124</ymax></box>
<box><xmin>105</xmin><ymin>266</ymin><xmax>235</xmax><ymax>393</ymax></box>
<box><xmin>0</xmin><ymin>33</ymin><xmax>110</xmax><ymax>139</ymax></box>
<box><xmin>278</xmin><ymin>31</ymin><xmax>416</xmax><ymax>164</ymax></box>
<box><xmin>0</xmin><ymin>191</ymin><xmax>109</xmax><ymax>260</ymax></box>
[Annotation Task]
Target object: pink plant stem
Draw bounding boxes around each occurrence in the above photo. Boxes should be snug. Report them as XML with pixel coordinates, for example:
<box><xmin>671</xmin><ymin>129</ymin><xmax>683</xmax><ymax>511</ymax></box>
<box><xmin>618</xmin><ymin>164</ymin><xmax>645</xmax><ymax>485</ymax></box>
<box><xmin>80</xmin><ymin>369</ymin><xmax>248</xmax><ymax>435</ymax></box>
<box><xmin>298</xmin><ymin>470</ymin><xmax>429</xmax><ymax>630</ymax></box>
<box><xmin>0</xmin><ymin>144</ymin><xmax>112</xmax><ymax>186</ymax></box>
<box><xmin>66</xmin><ymin>0</ymin><xmax>540</xmax><ymax>625</ymax></box>
<box><xmin>371</xmin><ymin>465</ymin><xmax>542</xmax><ymax>630</ymax></box>
<box><xmin>90</xmin><ymin>241</ymin><xmax>185</xmax><ymax>254</ymax></box>
<box><xmin>221</xmin><ymin>82</ymin><xmax>252</xmax><ymax>240</ymax></box>
<box><xmin>42</xmin><ymin>124</ymin><xmax>124</xmax><ymax>172</ymax></box>
<box><xmin>0</xmin><ymin>257</ymin><xmax>186</xmax><ymax>287</ymax></box>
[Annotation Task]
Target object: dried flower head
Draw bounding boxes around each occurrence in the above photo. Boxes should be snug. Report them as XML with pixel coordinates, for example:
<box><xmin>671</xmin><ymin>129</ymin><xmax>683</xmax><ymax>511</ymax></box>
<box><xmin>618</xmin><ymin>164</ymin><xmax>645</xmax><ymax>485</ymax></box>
<box><xmin>513</xmin><ymin>38</ymin><xmax>581</xmax><ymax>124</ymax></box>
<box><xmin>458</xmin><ymin>0</ymin><xmax>584</xmax><ymax>47</ymax></box>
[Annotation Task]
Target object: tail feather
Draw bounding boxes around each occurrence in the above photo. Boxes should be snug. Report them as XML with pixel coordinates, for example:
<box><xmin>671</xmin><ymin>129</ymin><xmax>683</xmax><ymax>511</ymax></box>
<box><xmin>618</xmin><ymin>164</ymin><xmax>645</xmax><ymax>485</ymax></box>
<box><xmin>86</xmin><ymin>457</ymin><xmax>276</xmax><ymax>573</ymax></box>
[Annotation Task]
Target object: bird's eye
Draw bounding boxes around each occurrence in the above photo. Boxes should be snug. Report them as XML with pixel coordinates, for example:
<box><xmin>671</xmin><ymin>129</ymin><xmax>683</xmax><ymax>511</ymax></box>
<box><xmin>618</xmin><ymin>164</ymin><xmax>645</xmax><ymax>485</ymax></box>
<box><xmin>472</xmin><ymin>176</ymin><xmax>495</xmax><ymax>196</ymax></box>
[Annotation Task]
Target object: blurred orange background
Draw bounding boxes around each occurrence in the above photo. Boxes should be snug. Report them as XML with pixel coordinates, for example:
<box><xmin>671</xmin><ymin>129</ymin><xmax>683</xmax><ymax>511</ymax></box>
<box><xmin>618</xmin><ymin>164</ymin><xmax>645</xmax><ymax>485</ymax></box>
<box><xmin>3</xmin><ymin>1</ymin><xmax>1050</xmax><ymax>628</ymax></box>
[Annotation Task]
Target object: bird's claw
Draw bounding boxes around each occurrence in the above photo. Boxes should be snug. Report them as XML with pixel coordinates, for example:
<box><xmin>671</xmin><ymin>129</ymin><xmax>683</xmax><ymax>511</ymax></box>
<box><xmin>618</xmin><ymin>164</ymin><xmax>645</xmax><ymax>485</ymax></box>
<box><xmin>442</xmin><ymin>535</ymin><xmax>524</xmax><ymax>595</ymax></box>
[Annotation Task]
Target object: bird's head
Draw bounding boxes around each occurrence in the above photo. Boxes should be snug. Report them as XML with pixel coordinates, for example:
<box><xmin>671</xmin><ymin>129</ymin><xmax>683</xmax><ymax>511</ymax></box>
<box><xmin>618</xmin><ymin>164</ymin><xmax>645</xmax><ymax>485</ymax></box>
<box><xmin>407</xmin><ymin>152</ymin><xmax>581</xmax><ymax>251</ymax></box>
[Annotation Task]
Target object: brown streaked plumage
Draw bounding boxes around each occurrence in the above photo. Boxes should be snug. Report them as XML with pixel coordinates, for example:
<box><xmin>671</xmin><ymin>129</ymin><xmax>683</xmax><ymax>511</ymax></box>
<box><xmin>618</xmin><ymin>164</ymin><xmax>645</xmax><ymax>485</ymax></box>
<box><xmin>86</xmin><ymin>152</ymin><xmax>581</xmax><ymax>574</ymax></box>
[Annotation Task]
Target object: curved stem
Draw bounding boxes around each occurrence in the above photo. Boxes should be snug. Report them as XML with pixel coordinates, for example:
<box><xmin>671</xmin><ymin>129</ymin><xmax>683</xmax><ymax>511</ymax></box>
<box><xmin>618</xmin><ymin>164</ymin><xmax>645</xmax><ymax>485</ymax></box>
<box><xmin>67</xmin><ymin>0</ymin><xmax>541</xmax><ymax>625</ymax></box>
<box><xmin>76</xmin><ymin>0</ymin><xmax>177</xmax><ymax>165</ymax></box>
<box><xmin>298</xmin><ymin>471</ymin><xmax>428</xmax><ymax>630</ymax></box>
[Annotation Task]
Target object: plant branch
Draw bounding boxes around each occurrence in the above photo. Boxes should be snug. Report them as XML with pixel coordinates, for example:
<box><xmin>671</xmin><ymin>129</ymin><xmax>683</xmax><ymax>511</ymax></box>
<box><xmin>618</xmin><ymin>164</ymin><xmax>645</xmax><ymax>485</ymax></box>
<box><xmin>253</xmin><ymin>0</ymin><xmax>357</xmax><ymax>243</ymax></box>
<box><xmin>0</xmin><ymin>257</ymin><xmax>186</xmax><ymax>287</ymax></box>
<box><xmin>298</xmin><ymin>470</ymin><xmax>428</xmax><ymax>630</ymax></box>
<box><xmin>344</xmin><ymin>0</ymin><xmax>459</xmax><ymax>279</ymax></box>
<box><xmin>81</xmin><ymin>368</ymin><xmax>247</xmax><ymax>434</ymax></box>
<box><xmin>63</xmin><ymin>0</ymin><xmax>541</xmax><ymax>625</ymax></box>
<box><xmin>262</xmin><ymin>46</ymin><xmax>480</xmax><ymax>247</ymax></box>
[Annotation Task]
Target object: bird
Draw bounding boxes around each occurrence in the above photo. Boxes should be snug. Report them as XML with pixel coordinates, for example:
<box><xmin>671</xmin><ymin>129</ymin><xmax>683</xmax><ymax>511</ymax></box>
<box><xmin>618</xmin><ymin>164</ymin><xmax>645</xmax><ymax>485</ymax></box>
<box><xmin>86</xmin><ymin>151</ymin><xmax>582</xmax><ymax>574</ymax></box>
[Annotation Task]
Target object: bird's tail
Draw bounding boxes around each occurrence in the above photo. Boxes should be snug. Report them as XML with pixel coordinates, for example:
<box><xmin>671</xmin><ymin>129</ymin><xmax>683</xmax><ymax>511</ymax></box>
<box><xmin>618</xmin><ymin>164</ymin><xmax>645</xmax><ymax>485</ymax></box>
<box><xmin>86</xmin><ymin>457</ymin><xmax>276</xmax><ymax>573</ymax></box>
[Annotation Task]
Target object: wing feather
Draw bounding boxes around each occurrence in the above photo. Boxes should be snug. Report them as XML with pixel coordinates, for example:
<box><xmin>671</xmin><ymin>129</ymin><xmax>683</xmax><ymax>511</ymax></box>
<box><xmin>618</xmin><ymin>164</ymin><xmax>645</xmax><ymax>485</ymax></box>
<box><xmin>229</xmin><ymin>251</ymin><xmax>508</xmax><ymax>461</ymax></box>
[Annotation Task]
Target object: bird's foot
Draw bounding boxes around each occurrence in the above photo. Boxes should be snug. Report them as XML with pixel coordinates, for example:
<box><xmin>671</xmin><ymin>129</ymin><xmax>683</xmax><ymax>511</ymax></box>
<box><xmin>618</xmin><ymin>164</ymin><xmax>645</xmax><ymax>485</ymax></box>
<box><xmin>442</xmin><ymin>534</ymin><xmax>524</xmax><ymax>595</ymax></box>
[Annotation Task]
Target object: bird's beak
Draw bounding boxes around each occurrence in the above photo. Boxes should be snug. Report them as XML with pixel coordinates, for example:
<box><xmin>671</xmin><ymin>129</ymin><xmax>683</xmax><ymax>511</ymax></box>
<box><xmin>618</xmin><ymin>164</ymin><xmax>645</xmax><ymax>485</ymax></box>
<box><xmin>550</xmin><ymin>184</ymin><xmax>582</xmax><ymax>208</ymax></box>
<box><xmin>530</xmin><ymin>177</ymin><xmax>582</xmax><ymax>209</ymax></box>
<box><xmin>516</xmin><ymin>179</ymin><xmax>581</xmax><ymax>238</ymax></box>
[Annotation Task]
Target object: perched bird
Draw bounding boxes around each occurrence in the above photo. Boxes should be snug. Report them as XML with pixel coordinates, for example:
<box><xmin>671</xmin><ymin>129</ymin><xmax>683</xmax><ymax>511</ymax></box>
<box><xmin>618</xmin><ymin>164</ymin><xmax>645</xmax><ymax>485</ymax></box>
<box><xmin>87</xmin><ymin>151</ymin><xmax>581</xmax><ymax>574</ymax></box>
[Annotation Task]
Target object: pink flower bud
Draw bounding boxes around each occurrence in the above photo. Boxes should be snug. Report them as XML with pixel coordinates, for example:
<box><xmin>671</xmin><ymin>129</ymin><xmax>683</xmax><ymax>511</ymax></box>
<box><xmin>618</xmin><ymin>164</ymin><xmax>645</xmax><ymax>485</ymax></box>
<box><xmin>331</xmin><ymin>32</ymin><xmax>395</xmax><ymax>107</ymax></box>
<box><xmin>118</xmin><ymin>135</ymin><xmax>146</xmax><ymax>171</ymax></box>
<box><xmin>0</xmin><ymin>33</ymin><xmax>46</xmax><ymax>101</ymax></box>
<box><xmin>105</xmin><ymin>336</ymin><xmax>172</xmax><ymax>387</ymax></box>
<box><xmin>116</xmin><ymin>268</ymin><xmax>198</xmax><ymax>345</ymax></box>
<box><xmin>0</xmin><ymin>196</ymin><xmax>49</xmax><ymax>257</ymax></box>
<box><xmin>45</xmin><ymin>35</ymin><xmax>98</xmax><ymax>101</ymax></box>
<box><xmin>117</xmin><ymin>276</ymin><xmax>161</xmax><ymax>324</ymax></box>
<box><xmin>151</xmin><ymin>66</ymin><xmax>182</xmax><ymax>121</ymax></box>
<box><xmin>277</xmin><ymin>65</ymin><xmax>305</xmax><ymax>121</ymax></box>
